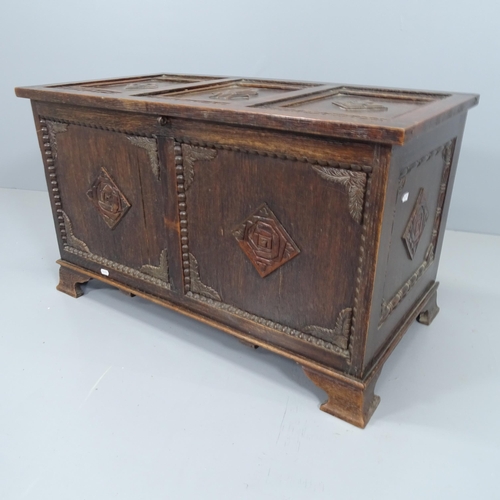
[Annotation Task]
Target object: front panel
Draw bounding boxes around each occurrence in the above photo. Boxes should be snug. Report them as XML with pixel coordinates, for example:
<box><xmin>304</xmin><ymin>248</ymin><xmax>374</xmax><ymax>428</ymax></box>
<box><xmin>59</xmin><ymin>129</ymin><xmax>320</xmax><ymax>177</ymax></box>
<box><xmin>169</xmin><ymin>132</ymin><xmax>376</xmax><ymax>366</ymax></box>
<box><xmin>34</xmin><ymin>104</ymin><xmax>172</xmax><ymax>297</ymax></box>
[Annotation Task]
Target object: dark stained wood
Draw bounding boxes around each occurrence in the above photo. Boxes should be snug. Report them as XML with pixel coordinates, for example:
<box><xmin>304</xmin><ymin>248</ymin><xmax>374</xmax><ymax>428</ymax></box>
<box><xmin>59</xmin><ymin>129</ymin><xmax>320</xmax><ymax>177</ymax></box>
<box><xmin>417</xmin><ymin>288</ymin><xmax>440</xmax><ymax>325</ymax></box>
<box><xmin>16</xmin><ymin>75</ymin><xmax>478</xmax><ymax>145</ymax></box>
<box><xmin>361</xmin><ymin>282</ymin><xmax>440</xmax><ymax>384</ymax></box>
<box><xmin>180</xmin><ymin>143</ymin><xmax>360</xmax><ymax>346</ymax></box>
<box><xmin>56</xmin><ymin>266</ymin><xmax>91</xmax><ymax>298</ymax></box>
<box><xmin>17</xmin><ymin>74</ymin><xmax>478</xmax><ymax>428</ymax></box>
<box><xmin>362</xmin><ymin>112</ymin><xmax>468</xmax><ymax>370</ymax></box>
<box><xmin>238</xmin><ymin>339</ymin><xmax>259</xmax><ymax>349</ymax></box>
<box><xmin>303</xmin><ymin>366</ymin><xmax>381</xmax><ymax>429</ymax></box>
<box><xmin>169</xmin><ymin>117</ymin><xmax>377</xmax><ymax>167</ymax></box>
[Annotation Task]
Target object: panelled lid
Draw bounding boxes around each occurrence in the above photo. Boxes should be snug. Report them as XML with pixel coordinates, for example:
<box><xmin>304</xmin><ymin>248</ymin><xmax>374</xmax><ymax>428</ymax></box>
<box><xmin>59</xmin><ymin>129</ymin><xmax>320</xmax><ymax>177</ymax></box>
<box><xmin>15</xmin><ymin>74</ymin><xmax>479</xmax><ymax>145</ymax></box>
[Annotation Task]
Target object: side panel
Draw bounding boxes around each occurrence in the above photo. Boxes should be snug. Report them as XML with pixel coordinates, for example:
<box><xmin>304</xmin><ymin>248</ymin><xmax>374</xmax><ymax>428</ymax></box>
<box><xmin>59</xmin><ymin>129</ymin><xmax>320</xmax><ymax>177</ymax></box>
<box><xmin>363</xmin><ymin>112</ymin><xmax>468</xmax><ymax>371</ymax></box>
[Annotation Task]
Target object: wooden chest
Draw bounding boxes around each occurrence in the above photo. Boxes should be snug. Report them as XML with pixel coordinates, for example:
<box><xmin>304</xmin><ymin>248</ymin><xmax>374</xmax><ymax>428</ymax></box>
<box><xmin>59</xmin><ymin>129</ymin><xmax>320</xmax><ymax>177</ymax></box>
<box><xmin>16</xmin><ymin>74</ymin><xmax>478</xmax><ymax>427</ymax></box>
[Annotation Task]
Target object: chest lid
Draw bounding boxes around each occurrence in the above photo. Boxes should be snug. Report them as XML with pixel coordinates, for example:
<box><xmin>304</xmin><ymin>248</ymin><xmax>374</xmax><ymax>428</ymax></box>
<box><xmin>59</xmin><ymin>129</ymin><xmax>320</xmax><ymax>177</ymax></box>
<box><xmin>16</xmin><ymin>74</ymin><xmax>478</xmax><ymax>145</ymax></box>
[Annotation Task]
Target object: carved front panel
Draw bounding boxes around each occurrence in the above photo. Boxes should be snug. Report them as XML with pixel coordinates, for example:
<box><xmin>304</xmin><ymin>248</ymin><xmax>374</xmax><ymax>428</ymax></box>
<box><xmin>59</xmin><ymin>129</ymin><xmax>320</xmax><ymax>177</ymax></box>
<box><xmin>175</xmin><ymin>139</ymin><xmax>371</xmax><ymax>359</ymax></box>
<box><xmin>42</xmin><ymin>118</ymin><xmax>171</xmax><ymax>293</ymax></box>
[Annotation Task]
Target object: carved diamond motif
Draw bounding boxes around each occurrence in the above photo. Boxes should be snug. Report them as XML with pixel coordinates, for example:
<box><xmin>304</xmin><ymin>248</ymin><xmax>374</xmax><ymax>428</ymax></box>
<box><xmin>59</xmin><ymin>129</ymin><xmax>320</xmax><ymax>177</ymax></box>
<box><xmin>232</xmin><ymin>203</ymin><xmax>300</xmax><ymax>278</ymax></box>
<box><xmin>210</xmin><ymin>88</ymin><xmax>259</xmax><ymax>100</ymax></box>
<box><xmin>332</xmin><ymin>97</ymin><xmax>388</xmax><ymax>112</ymax></box>
<box><xmin>402</xmin><ymin>188</ymin><xmax>429</xmax><ymax>259</ymax></box>
<box><xmin>86</xmin><ymin>168</ymin><xmax>131</xmax><ymax>229</ymax></box>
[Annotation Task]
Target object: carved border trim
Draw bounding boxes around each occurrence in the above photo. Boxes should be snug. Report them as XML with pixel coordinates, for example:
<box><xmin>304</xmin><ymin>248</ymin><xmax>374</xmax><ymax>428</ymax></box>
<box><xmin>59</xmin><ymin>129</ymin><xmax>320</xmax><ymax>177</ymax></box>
<box><xmin>350</xmin><ymin>172</ymin><xmax>373</xmax><ymax>359</ymax></box>
<box><xmin>61</xmin><ymin>211</ymin><xmax>89</xmax><ymax>252</ymax></box>
<box><xmin>188</xmin><ymin>291</ymin><xmax>351</xmax><ymax>358</ymax></box>
<box><xmin>65</xmin><ymin>246</ymin><xmax>171</xmax><ymax>289</ymax></box>
<box><xmin>379</xmin><ymin>140</ymin><xmax>455</xmax><ymax>325</ymax></box>
<box><xmin>47</xmin><ymin>121</ymin><xmax>68</xmax><ymax>160</ymax></box>
<box><xmin>174</xmin><ymin>138</ymin><xmax>367</xmax><ymax>359</ymax></box>
<box><xmin>174</xmin><ymin>137</ymin><xmax>372</xmax><ymax>173</ymax></box>
<box><xmin>40</xmin><ymin>119</ymin><xmax>68</xmax><ymax>244</ymax></box>
<box><xmin>127</xmin><ymin>136</ymin><xmax>161</xmax><ymax>179</ymax></box>
<box><xmin>311</xmin><ymin>166</ymin><xmax>367</xmax><ymax>223</ymax></box>
<box><xmin>61</xmin><ymin>207</ymin><xmax>171</xmax><ymax>289</ymax></box>
<box><xmin>380</xmin><ymin>244</ymin><xmax>435</xmax><ymax>325</ymax></box>
<box><xmin>140</xmin><ymin>249</ymin><xmax>170</xmax><ymax>282</ymax></box>
<box><xmin>174</xmin><ymin>143</ymin><xmax>191</xmax><ymax>294</ymax></box>
<box><xmin>40</xmin><ymin>116</ymin><xmax>171</xmax><ymax>290</ymax></box>
<box><xmin>398</xmin><ymin>142</ymin><xmax>448</xmax><ymax>192</ymax></box>
<box><xmin>181</xmin><ymin>144</ymin><xmax>218</xmax><ymax>191</ymax></box>
<box><xmin>39</xmin><ymin>116</ymin><xmax>158</xmax><ymax>139</ymax></box>
<box><xmin>176</xmin><ymin>137</ymin><xmax>370</xmax><ymax>225</ymax></box>
<box><xmin>189</xmin><ymin>253</ymin><xmax>221</xmax><ymax>300</ymax></box>
<box><xmin>304</xmin><ymin>308</ymin><xmax>353</xmax><ymax>351</ymax></box>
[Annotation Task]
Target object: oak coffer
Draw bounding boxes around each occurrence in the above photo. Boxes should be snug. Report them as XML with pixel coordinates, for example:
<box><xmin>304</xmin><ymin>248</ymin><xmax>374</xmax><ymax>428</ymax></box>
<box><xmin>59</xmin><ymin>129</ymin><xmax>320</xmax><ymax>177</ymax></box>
<box><xmin>15</xmin><ymin>74</ymin><xmax>479</xmax><ymax>427</ymax></box>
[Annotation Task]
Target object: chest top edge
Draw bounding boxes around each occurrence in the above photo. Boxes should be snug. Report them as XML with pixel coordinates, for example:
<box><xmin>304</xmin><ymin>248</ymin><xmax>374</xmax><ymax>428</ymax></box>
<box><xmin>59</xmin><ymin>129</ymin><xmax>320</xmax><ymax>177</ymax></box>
<box><xmin>17</xmin><ymin>75</ymin><xmax>479</xmax><ymax>146</ymax></box>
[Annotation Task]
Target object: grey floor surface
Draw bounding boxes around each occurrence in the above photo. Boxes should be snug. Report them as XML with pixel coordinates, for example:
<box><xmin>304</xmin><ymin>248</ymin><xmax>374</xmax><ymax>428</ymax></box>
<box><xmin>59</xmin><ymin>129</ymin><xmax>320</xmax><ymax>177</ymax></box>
<box><xmin>1</xmin><ymin>187</ymin><xmax>499</xmax><ymax>500</ymax></box>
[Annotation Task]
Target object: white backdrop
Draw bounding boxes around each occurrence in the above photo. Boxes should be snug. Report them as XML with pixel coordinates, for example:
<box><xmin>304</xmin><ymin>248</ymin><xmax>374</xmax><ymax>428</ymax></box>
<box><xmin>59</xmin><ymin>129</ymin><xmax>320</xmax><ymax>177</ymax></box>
<box><xmin>1</xmin><ymin>0</ymin><xmax>497</xmax><ymax>234</ymax></box>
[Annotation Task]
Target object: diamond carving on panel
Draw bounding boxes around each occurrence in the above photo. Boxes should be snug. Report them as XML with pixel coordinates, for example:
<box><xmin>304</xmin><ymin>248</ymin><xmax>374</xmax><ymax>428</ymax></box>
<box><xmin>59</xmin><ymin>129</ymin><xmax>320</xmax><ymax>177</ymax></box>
<box><xmin>86</xmin><ymin>168</ymin><xmax>131</xmax><ymax>229</ymax></box>
<box><xmin>402</xmin><ymin>188</ymin><xmax>429</xmax><ymax>260</ymax></box>
<box><xmin>209</xmin><ymin>88</ymin><xmax>260</xmax><ymax>100</ymax></box>
<box><xmin>331</xmin><ymin>97</ymin><xmax>388</xmax><ymax>112</ymax></box>
<box><xmin>232</xmin><ymin>203</ymin><xmax>300</xmax><ymax>278</ymax></box>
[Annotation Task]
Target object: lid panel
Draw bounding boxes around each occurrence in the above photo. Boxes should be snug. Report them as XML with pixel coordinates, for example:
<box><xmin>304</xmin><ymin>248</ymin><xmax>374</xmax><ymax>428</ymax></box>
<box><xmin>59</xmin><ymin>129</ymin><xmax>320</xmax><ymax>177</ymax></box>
<box><xmin>15</xmin><ymin>74</ymin><xmax>479</xmax><ymax>145</ymax></box>
<box><xmin>52</xmin><ymin>74</ymin><xmax>217</xmax><ymax>95</ymax></box>
<box><xmin>254</xmin><ymin>87</ymin><xmax>450</xmax><ymax>121</ymax></box>
<box><xmin>144</xmin><ymin>79</ymin><xmax>319</xmax><ymax>104</ymax></box>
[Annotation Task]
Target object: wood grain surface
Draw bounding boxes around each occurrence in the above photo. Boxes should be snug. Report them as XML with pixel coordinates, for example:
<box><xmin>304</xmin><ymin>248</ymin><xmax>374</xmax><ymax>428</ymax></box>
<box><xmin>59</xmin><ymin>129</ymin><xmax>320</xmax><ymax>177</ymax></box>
<box><xmin>18</xmin><ymin>73</ymin><xmax>478</xmax><ymax>427</ymax></box>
